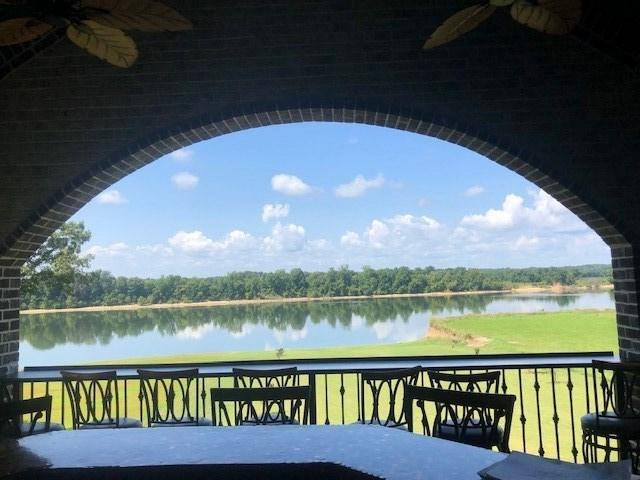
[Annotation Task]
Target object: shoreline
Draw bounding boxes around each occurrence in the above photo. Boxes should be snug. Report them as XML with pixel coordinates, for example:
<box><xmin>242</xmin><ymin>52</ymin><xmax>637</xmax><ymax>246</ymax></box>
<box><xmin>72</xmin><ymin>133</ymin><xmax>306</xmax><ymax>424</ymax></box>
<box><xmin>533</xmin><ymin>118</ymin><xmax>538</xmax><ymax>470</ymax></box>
<box><xmin>21</xmin><ymin>284</ymin><xmax>612</xmax><ymax>315</ymax></box>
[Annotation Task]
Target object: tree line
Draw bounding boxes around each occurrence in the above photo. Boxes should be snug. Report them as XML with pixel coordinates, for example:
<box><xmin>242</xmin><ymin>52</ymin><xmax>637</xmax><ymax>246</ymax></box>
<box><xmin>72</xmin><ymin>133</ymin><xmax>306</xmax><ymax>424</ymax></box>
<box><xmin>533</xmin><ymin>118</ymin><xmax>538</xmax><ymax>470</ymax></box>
<box><xmin>21</xmin><ymin>222</ymin><xmax>613</xmax><ymax>309</ymax></box>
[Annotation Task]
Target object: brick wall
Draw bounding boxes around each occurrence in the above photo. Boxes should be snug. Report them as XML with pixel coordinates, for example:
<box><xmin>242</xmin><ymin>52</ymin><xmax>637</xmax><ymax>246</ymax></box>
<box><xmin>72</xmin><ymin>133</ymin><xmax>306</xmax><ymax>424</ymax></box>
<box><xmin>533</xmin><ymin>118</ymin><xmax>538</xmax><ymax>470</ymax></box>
<box><xmin>611</xmin><ymin>245</ymin><xmax>640</xmax><ymax>361</ymax></box>
<box><xmin>0</xmin><ymin>0</ymin><xmax>639</xmax><ymax>371</ymax></box>
<box><xmin>0</xmin><ymin>263</ymin><xmax>20</xmax><ymax>375</ymax></box>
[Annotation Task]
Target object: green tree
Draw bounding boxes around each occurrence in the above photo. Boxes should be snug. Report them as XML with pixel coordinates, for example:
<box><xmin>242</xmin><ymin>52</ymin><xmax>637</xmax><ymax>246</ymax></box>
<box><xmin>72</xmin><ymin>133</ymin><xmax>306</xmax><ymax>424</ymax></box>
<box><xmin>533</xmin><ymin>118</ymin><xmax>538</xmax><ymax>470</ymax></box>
<box><xmin>21</xmin><ymin>222</ymin><xmax>93</xmax><ymax>303</ymax></box>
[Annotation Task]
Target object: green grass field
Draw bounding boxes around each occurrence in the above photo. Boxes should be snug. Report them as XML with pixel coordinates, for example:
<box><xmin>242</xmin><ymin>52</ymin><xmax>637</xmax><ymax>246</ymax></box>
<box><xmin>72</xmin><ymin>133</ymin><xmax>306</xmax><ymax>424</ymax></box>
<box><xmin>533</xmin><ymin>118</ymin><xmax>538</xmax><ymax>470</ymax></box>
<box><xmin>25</xmin><ymin>309</ymin><xmax>618</xmax><ymax>463</ymax></box>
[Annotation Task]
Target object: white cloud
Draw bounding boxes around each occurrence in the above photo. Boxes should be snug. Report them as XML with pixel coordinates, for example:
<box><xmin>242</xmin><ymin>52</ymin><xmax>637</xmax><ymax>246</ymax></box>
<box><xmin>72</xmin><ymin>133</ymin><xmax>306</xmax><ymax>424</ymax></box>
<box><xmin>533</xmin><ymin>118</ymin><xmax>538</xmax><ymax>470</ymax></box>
<box><xmin>168</xmin><ymin>230</ymin><xmax>255</xmax><ymax>254</ymax></box>
<box><xmin>512</xmin><ymin>235</ymin><xmax>541</xmax><ymax>251</ymax></box>
<box><xmin>263</xmin><ymin>223</ymin><xmax>306</xmax><ymax>253</ymax></box>
<box><xmin>461</xmin><ymin>190</ymin><xmax>585</xmax><ymax>232</ymax></box>
<box><xmin>96</xmin><ymin>190</ymin><xmax>127</xmax><ymax>205</ymax></box>
<box><xmin>365</xmin><ymin>214</ymin><xmax>441</xmax><ymax>249</ymax></box>
<box><xmin>168</xmin><ymin>231</ymin><xmax>212</xmax><ymax>253</ymax></box>
<box><xmin>170</xmin><ymin>148</ymin><xmax>194</xmax><ymax>161</ymax></box>
<box><xmin>308</xmin><ymin>239</ymin><xmax>331</xmax><ymax>250</ymax></box>
<box><xmin>135</xmin><ymin>244</ymin><xmax>173</xmax><ymax>256</ymax></box>
<box><xmin>366</xmin><ymin>220</ymin><xmax>391</xmax><ymax>249</ymax></box>
<box><xmin>527</xmin><ymin>189</ymin><xmax>580</xmax><ymax>230</ymax></box>
<box><xmin>340</xmin><ymin>231</ymin><xmax>363</xmax><ymax>247</ymax></box>
<box><xmin>461</xmin><ymin>194</ymin><xmax>523</xmax><ymax>230</ymax></box>
<box><xmin>171</xmin><ymin>171</ymin><xmax>199</xmax><ymax>189</ymax></box>
<box><xmin>262</xmin><ymin>203</ymin><xmax>290</xmax><ymax>222</ymax></box>
<box><xmin>465</xmin><ymin>185</ymin><xmax>485</xmax><ymax>197</ymax></box>
<box><xmin>452</xmin><ymin>226</ymin><xmax>481</xmax><ymax>243</ymax></box>
<box><xmin>85</xmin><ymin>242</ymin><xmax>130</xmax><ymax>257</ymax></box>
<box><xmin>335</xmin><ymin>174</ymin><xmax>385</xmax><ymax>198</ymax></box>
<box><xmin>271</xmin><ymin>174</ymin><xmax>313</xmax><ymax>196</ymax></box>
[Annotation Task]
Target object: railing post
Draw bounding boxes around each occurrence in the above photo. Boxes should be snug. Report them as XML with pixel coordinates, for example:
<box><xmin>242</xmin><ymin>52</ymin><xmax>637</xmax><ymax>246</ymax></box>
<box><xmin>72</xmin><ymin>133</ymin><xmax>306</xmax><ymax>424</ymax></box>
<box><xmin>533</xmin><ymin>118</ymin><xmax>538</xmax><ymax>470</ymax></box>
<box><xmin>308</xmin><ymin>373</ymin><xmax>317</xmax><ymax>425</ymax></box>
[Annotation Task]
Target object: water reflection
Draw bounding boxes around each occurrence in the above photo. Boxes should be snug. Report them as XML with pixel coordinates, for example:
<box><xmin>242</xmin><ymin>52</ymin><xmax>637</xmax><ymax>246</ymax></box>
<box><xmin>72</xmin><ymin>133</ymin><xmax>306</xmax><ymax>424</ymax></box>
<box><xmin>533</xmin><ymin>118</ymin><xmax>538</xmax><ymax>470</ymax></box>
<box><xmin>21</xmin><ymin>295</ymin><xmax>483</xmax><ymax>349</ymax></box>
<box><xmin>21</xmin><ymin>292</ymin><xmax>613</xmax><ymax>356</ymax></box>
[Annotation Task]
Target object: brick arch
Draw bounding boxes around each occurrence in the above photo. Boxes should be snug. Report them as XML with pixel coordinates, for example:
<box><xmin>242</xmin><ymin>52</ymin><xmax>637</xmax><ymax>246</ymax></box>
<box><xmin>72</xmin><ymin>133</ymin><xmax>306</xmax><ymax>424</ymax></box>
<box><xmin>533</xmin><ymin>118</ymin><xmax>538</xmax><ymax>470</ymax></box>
<box><xmin>1</xmin><ymin>103</ymin><xmax>637</xmax><ymax>375</ymax></box>
<box><xmin>0</xmin><ymin>104</ymin><xmax>627</xmax><ymax>266</ymax></box>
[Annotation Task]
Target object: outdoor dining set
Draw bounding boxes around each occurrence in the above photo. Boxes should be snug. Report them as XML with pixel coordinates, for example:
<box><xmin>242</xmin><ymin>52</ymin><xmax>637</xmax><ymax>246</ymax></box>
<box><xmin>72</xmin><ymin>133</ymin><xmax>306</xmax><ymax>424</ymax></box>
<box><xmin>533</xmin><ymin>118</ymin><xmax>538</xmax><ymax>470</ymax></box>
<box><xmin>0</xmin><ymin>360</ymin><xmax>639</xmax><ymax>474</ymax></box>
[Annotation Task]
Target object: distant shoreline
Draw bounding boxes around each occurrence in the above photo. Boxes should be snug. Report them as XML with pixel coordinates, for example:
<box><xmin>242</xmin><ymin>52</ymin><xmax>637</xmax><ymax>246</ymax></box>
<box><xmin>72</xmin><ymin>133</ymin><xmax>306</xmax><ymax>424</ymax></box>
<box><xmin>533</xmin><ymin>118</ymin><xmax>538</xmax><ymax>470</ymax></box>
<box><xmin>21</xmin><ymin>284</ymin><xmax>612</xmax><ymax>315</ymax></box>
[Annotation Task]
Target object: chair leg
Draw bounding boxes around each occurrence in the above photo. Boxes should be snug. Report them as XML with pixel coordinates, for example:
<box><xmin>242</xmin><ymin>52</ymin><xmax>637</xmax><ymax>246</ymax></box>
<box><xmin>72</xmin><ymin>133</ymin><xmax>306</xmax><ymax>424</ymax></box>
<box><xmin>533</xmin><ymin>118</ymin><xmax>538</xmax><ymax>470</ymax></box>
<box><xmin>582</xmin><ymin>431</ymin><xmax>592</xmax><ymax>464</ymax></box>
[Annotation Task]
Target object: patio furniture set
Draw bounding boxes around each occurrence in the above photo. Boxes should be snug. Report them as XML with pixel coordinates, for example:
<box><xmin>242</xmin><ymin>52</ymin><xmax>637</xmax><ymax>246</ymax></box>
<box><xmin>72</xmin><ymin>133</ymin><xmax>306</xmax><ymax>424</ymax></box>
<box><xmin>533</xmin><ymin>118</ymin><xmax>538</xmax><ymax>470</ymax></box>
<box><xmin>1</xmin><ymin>361</ymin><xmax>638</xmax><ymax>473</ymax></box>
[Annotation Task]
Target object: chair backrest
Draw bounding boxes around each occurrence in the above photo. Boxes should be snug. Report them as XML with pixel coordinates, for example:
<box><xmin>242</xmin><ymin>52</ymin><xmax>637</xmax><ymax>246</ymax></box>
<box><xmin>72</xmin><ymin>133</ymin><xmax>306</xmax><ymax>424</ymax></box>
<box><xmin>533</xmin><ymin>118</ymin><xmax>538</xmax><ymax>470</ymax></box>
<box><xmin>232</xmin><ymin>367</ymin><xmax>299</xmax><ymax>388</ymax></box>
<box><xmin>0</xmin><ymin>395</ymin><xmax>52</xmax><ymax>438</ymax></box>
<box><xmin>210</xmin><ymin>386</ymin><xmax>311</xmax><ymax>426</ymax></box>
<box><xmin>404</xmin><ymin>385</ymin><xmax>516</xmax><ymax>453</ymax></box>
<box><xmin>427</xmin><ymin>370</ymin><xmax>501</xmax><ymax>393</ymax></box>
<box><xmin>61</xmin><ymin>370</ymin><xmax>120</xmax><ymax>429</ymax></box>
<box><xmin>592</xmin><ymin>360</ymin><xmax>640</xmax><ymax>419</ymax></box>
<box><xmin>138</xmin><ymin>368</ymin><xmax>201</xmax><ymax>426</ymax></box>
<box><xmin>360</xmin><ymin>366</ymin><xmax>421</xmax><ymax>428</ymax></box>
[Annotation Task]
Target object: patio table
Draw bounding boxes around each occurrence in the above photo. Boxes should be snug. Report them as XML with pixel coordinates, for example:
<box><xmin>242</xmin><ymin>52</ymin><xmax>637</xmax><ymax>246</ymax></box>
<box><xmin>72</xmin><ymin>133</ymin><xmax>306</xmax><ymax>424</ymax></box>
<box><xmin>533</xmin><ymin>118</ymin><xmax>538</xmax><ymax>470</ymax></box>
<box><xmin>0</xmin><ymin>424</ymin><xmax>505</xmax><ymax>479</ymax></box>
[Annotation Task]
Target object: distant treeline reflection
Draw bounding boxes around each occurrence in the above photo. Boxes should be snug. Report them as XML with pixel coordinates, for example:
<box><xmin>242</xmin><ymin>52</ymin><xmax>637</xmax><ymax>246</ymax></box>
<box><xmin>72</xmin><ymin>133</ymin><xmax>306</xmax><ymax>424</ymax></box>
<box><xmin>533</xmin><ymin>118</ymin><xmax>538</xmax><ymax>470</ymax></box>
<box><xmin>20</xmin><ymin>294</ymin><xmax>585</xmax><ymax>350</ymax></box>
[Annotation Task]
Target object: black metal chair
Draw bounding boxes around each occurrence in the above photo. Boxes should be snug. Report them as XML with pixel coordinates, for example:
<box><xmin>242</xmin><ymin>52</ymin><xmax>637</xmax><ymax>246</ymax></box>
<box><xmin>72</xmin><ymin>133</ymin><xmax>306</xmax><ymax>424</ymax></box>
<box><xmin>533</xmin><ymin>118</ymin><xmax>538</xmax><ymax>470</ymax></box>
<box><xmin>210</xmin><ymin>385</ymin><xmax>311</xmax><ymax>426</ymax></box>
<box><xmin>404</xmin><ymin>384</ymin><xmax>515</xmax><ymax>453</ymax></box>
<box><xmin>581</xmin><ymin>360</ymin><xmax>640</xmax><ymax>473</ymax></box>
<box><xmin>0</xmin><ymin>395</ymin><xmax>64</xmax><ymax>437</ymax></box>
<box><xmin>360</xmin><ymin>366</ymin><xmax>421</xmax><ymax>428</ymax></box>
<box><xmin>138</xmin><ymin>368</ymin><xmax>211</xmax><ymax>427</ymax></box>
<box><xmin>61</xmin><ymin>370</ymin><xmax>141</xmax><ymax>429</ymax></box>
<box><xmin>427</xmin><ymin>369</ymin><xmax>502</xmax><ymax>442</ymax></box>
<box><xmin>427</xmin><ymin>370</ymin><xmax>501</xmax><ymax>393</ymax></box>
<box><xmin>232</xmin><ymin>367</ymin><xmax>300</xmax><ymax>388</ymax></box>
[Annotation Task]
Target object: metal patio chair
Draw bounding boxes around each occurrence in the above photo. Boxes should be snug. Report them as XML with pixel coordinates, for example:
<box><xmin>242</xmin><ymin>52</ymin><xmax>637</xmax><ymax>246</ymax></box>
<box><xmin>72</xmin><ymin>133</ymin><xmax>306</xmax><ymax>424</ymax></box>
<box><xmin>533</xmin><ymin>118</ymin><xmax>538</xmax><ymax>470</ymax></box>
<box><xmin>138</xmin><ymin>368</ymin><xmax>211</xmax><ymax>426</ymax></box>
<box><xmin>232</xmin><ymin>366</ymin><xmax>300</xmax><ymax>388</ymax></box>
<box><xmin>360</xmin><ymin>366</ymin><xmax>421</xmax><ymax>428</ymax></box>
<box><xmin>210</xmin><ymin>385</ymin><xmax>311</xmax><ymax>426</ymax></box>
<box><xmin>427</xmin><ymin>370</ymin><xmax>501</xmax><ymax>393</ymax></box>
<box><xmin>581</xmin><ymin>360</ymin><xmax>640</xmax><ymax>473</ymax></box>
<box><xmin>0</xmin><ymin>395</ymin><xmax>64</xmax><ymax>437</ymax></box>
<box><xmin>404</xmin><ymin>384</ymin><xmax>515</xmax><ymax>453</ymax></box>
<box><xmin>61</xmin><ymin>370</ymin><xmax>141</xmax><ymax>429</ymax></box>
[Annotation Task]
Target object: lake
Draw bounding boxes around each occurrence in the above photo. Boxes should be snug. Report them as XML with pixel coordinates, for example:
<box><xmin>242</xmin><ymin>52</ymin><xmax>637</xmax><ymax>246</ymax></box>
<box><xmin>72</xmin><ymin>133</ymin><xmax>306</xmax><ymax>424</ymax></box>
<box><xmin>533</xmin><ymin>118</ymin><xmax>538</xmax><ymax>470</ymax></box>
<box><xmin>19</xmin><ymin>291</ymin><xmax>615</xmax><ymax>366</ymax></box>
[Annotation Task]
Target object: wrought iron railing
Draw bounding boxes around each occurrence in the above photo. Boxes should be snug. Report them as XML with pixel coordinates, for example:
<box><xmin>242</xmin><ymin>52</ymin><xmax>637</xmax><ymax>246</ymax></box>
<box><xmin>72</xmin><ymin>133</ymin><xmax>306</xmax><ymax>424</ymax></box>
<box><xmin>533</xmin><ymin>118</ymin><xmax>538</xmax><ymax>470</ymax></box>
<box><xmin>4</xmin><ymin>351</ymin><xmax>616</xmax><ymax>463</ymax></box>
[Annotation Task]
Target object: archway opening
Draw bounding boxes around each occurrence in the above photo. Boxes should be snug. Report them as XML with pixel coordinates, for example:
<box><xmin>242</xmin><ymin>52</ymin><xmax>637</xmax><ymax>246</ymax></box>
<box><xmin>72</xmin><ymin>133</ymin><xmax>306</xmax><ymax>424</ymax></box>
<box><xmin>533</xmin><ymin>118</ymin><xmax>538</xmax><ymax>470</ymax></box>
<box><xmin>18</xmin><ymin>121</ymin><xmax>615</xmax><ymax>367</ymax></box>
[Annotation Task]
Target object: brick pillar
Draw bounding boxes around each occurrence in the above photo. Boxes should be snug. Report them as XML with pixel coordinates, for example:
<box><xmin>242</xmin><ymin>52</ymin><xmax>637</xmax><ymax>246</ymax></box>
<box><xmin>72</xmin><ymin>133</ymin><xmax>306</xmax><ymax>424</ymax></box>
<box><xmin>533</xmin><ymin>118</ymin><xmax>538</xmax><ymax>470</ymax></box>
<box><xmin>611</xmin><ymin>244</ymin><xmax>640</xmax><ymax>361</ymax></box>
<box><xmin>0</xmin><ymin>263</ymin><xmax>20</xmax><ymax>376</ymax></box>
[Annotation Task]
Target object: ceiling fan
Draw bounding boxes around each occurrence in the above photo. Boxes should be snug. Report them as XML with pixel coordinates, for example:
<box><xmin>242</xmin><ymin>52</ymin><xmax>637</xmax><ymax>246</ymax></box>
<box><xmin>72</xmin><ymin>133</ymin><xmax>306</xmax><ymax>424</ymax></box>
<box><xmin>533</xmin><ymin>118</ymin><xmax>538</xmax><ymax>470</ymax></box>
<box><xmin>0</xmin><ymin>0</ymin><xmax>192</xmax><ymax>68</ymax></box>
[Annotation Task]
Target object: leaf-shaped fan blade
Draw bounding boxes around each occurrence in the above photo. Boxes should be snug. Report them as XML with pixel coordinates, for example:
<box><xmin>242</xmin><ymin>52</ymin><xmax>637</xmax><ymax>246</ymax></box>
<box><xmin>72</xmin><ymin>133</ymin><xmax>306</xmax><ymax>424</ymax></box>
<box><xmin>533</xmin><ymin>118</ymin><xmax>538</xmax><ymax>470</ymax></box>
<box><xmin>424</xmin><ymin>4</ymin><xmax>496</xmax><ymax>49</ymax></box>
<box><xmin>0</xmin><ymin>17</ymin><xmax>52</xmax><ymax>46</ymax></box>
<box><xmin>82</xmin><ymin>0</ymin><xmax>192</xmax><ymax>32</ymax></box>
<box><xmin>66</xmin><ymin>20</ymin><xmax>138</xmax><ymax>68</ymax></box>
<box><xmin>510</xmin><ymin>0</ymin><xmax>581</xmax><ymax>35</ymax></box>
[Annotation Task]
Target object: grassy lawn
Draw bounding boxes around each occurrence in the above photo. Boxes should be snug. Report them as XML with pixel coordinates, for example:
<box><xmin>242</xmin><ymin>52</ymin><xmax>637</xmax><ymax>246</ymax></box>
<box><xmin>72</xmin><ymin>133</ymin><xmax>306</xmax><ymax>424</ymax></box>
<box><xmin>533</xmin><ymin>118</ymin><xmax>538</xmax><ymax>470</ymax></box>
<box><xmin>24</xmin><ymin>309</ymin><xmax>618</xmax><ymax>462</ymax></box>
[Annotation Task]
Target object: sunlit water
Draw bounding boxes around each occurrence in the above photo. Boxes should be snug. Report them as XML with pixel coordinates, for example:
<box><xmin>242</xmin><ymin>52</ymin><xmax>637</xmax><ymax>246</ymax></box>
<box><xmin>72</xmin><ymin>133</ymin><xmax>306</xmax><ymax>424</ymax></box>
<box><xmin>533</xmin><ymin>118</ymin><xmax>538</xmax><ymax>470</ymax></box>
<box><xmin>19</xmin><ymin>291</ymin><xmax>614</xmax><ymax>366</ymax></box>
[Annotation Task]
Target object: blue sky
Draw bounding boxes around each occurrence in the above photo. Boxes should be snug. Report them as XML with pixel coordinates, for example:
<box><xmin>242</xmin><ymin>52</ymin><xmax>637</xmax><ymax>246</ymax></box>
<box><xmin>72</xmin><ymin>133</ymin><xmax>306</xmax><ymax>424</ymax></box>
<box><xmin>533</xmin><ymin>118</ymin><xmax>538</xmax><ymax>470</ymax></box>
<box><xmin>72</xmin><ymin>122</ymin><xmax>610</xmax><ymax>277</ymax></box>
